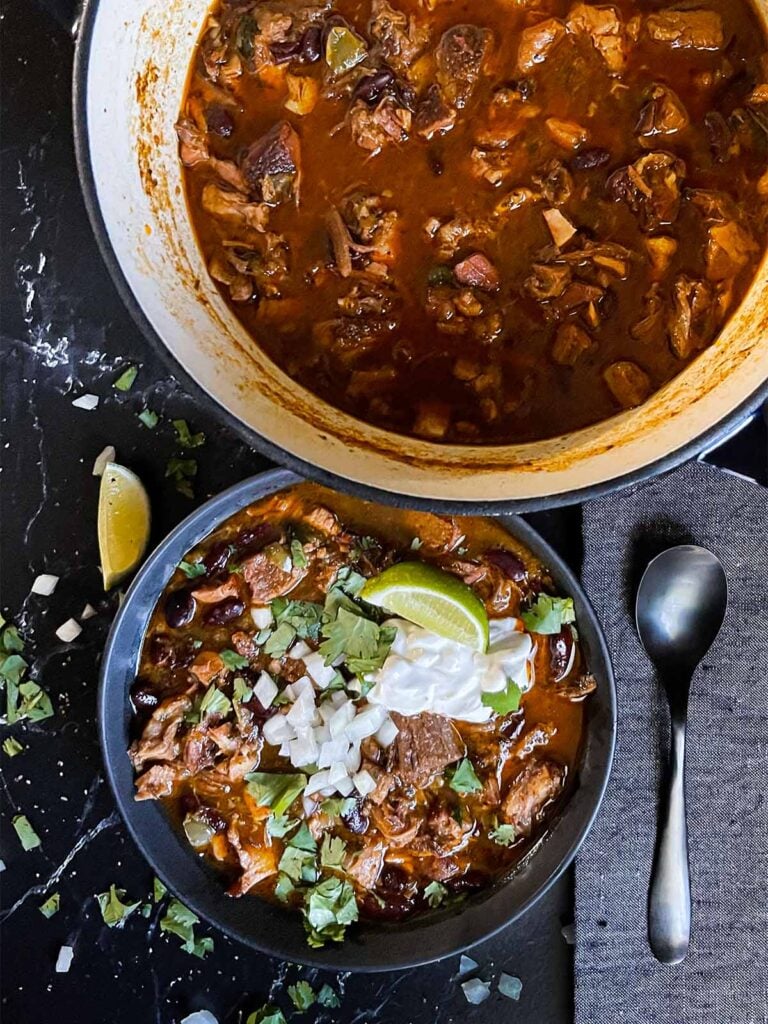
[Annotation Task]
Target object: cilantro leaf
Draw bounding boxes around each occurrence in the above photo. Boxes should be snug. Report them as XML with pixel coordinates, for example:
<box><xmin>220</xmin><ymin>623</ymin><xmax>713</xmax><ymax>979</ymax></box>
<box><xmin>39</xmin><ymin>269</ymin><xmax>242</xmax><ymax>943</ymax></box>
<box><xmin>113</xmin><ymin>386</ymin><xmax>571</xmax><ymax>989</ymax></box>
<box><xmin>317</xmin><ymin>984</ymin><xmax>341</xmax><ymax>1008</ymax></box>
<box><xmin>245</xmin><ymin>772</ymin><xmax>307</xmax><ymax>817</ymax></box>
<box><xmin>278</xmin><ymin>845</ymin><xmax>318</xmax><ymax>885</ymax></box>
<box><xmin>220</xmin><ymin>649</ymin><xmax>249</xmax><ymax>670</ymax></box>
<box><xmin>172</xmin><ymin>419</ymin><xmax>206</xmax><ymax>449</ymax></box>
<box><xmin>178</xmin><ymin>559</ymin><xmax>206</xmax><ymax>579</ymax></box>
<box><xmin>2</xmin><ymin>625</ymin><xmax>24</xmax><ymax>654</ymax></box>
<box><xmin>39</xmin><ymin>893</ymin><xmax>60</xmax><ymax>918</ymax></box>
<box><xmin>165</xmin><ymin>457</ymin><xmax>197</xmax><ymax>499</ymax></box>
<box><xmin>17</xmin><ymin>681</ymin><xmax>54</xmax><ymax>722</ymax></box>
<box><xmin>270</xmin><ymin>598</ymin><xmax>324</xmax><ymax>642</ymax></box>
<box><xmin>153</xmin><ymin>877</ymin><xmax>167</xmax><ymax>902</ymax></box>
<box><xmin>288</xmin><ymin>980</ymin><xmax>316</xmax><ymax>1010</ymax></box>
<box><xmin>320</xmin><ymin>833</ymin><xmax>347</xmax><ymax>869</ymax></box>
<box><xmin>199</xmin><ymin>684</ymin><xmax>232</xmax><ymax>720</ymax></box>
<box><xmin>233</xmin><ymin>676</ymin><xmax>253</xmax><ymax>703</ymax></box>
<box><xmin>481</xmin><ymin>680</ymin><xmax>522</xmax><ymax>716</ymax></box>
<box><xmin>96</xmin><ymin>884</ymin><xmax>140</xmax><ymax>927</ymax></box>
<box><xmin>113</xmin><ymin>365</ymin><xmax>138</xmax><ymax>391</ymax></box>
<box><xmin>246</xmin><ymin>1007</ymin><xmax>287</xmax><ymax>1024</ymax></box>
<box><xmin>424</xmin><ymin>880</ymin><xmax>448</xmax><ymax>907</ymax></box>
<box><xmin>274</xmin><ymin>872</ymin><xmax>296</xmax><ymax>903</ymax></box>
<box><xmin>266</xmin><ymin>813</ymin><xmax>299</xmax><ymax>838</ymax></box>
<box><xmin>138</xmin><ymin>408</ymin><xmax>159</xmax><ymax>429</ymax></box>
<box><xmin>448</xmin><ymin>758</ymin><xmax>483</xmax><ymax>795</ymax></box>
<box><xmin>521</xmin><ymin>594</ymin><xmax>576</xmax><ymax>635</ymax></box>
<box><xmin>160</xmin><ymin>897</ymin><xmax>213</xmax><ymax>958</ymax></box>
<box><xmin>489</xmin><ymin>824</ymin><xmax>517</xmax><ymax>847</ymax></box>
<box><xmin>287</xmin><ymin>821</ymin><xmax>317</xmax><ymax>853</ymax></box>
<box><xmin>3</xmin><ymin>737</ymin><xmax>23</xmax><ymax>757</ymax></box>
<box><xmin>290</xmin><ymin>539</ymin><xmax>308</xmax><ymax>569</ymax></box>
<box><xmin>302</xmin><ymin>876</ymin><xmax>358</xmax><ymax>947</ymax></box>
<box><xmin>12</xmin><ymin>814</ymin><xmax>40</xmax><ymax>851</ymax></box>
<box><xmin>319</xmin><ymin>607</ymin><xmax>394</xmax><ymax>676</ymax></box>
<box><xmin>263</xmin><ymin>621</ymin><xmax>297</xmax><ymax>658</ymax></box>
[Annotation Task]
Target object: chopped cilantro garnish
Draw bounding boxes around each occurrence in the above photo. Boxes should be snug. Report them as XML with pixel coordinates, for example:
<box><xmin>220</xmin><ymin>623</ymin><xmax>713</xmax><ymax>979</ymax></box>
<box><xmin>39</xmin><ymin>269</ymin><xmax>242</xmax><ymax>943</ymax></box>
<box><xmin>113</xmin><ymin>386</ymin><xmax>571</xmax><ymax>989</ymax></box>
<box><xmin>274</xmin><ymin>872</ymin><xmax>296</xmax><ymax>903</ymax></box>
<box><xmin>245</xmin><ymin>772</ymin><xmax>307</xmax><ymax>817</ymax></box>
<box><xmin>521</xmin><ymin>594</ymin><xmax>576</xmax><ymax>635</ymax></box>
<box><xmin>424</xmin><ymin>880</ymin><xmax>448</xmax><ymax>907</ymax></box>
<box><xmin>138</xmin><ymin>408</ymin><xmax>159</xmax><ymax>429</ymax></box>
<box><xmin>39</xmin><ymin>893</ymin><xmax>60</xmax><ymax>918</ymax></box>
<box><xmin>287</xmin><ymin>822</ymin><xmax>317</xmax><ymax>853</ymax></box>
<box><xmin>232</xmin><ymin>676</ymin><xmax>253</xmax><ymax>703</ymax></box>
<box><xmin>288</xmin><ymin>980</ymin><xmax>316</xmax><ymax>1010</ymax></box>
<box><xmin>279</xmin><ymin>845</ymin><xmax>319</xmax><ymax>885</ymax></box>
<box><xmin>489</xmin><ymin>824</ymin><xmax>517</xmax><ymax>847</ymax></box>
<box><xmin>1</xmin><ymin>619</ymin><xmax>54</xmax><ymax>725</ymax></box>
<box><xmin>319</xmin><ymin>607</ymin><xmax>395</xmax><ymax>677</ymax></box>
<box><xmin>159</xmin><ymin>897</ymin><xmax>213</xmax><ymax>958</ymax></box>
<box><xmin>113</xmin><ymin>365</ymin><xmax>138</xmax><ymax>391</ymax></box>
<box><xmin>153</xmin><ymin>877</ymin><xmax>167</xmax><ymax>902</ymax></box>
<box><xmin>165</xmin><ymin>457</ymin><xmax>197</xmax><ymax>499</ymax></box>
<box><xmin>271</xmin><ymin>598</ymin><xmax>324</xmax><ymax>641</ymax></box>
<box><xmin>481</xmin><ymin>680</ymin><xmax>522</xmax><ymax>716</ymax></box>
<box><xmin>96</xmin><ymin>884</ymin><xmax>140</xmax><ymax>927</ymax></box>
<box><xmin>448</xmin><ymin>758</ymin><xmax>483</xmax><ymax>795</ymax></box>
<box><xmin>245</xmin><ymin>1007</ymin><xmax>287</xmax><ymax>1024</ymax></box>
<box><xmin>12</xmin><ymin>814</ymin><xmax>40</xmax><ymax>851</ymax></box>
<box><xmin>172</xmin><ymin>419</ymin><xmax>206</xmax><ymax>449</ymax></box>
<box><xmin>302</xmin><ymin>876</ymin><xmax>358</xmax><ymax>947</ymax></box>
<box><xmin>220</xmin><ymin>648</ymin><xmax>249</xmax><ymax>670</ymax></box>
<box><xmin>317</xmin><ymin>983</ymin><xmax>341</xmax><ymax>1008</ymax></box>
<box><xmin>199</xmin><ymin>684</ymin><xmax>232</xmax><ymax>720</ymax></box>
<box><xmin>266</xmin><ymin>813</ymin><xmax>299</xmax><ymax>838</ymax></box>
<box><xmin>3</xmin><ymin>737</ymin><xmax>23</xmax><ymax>757</ymax></box>
<box><xmin>320</xmin><ymin>833</ymin><xmax>347</xmax><ymax>869</ymax></box>
<box><xmin>2</xmin><ymin>624</ymin><xmax>24</xmax><ymax>653</ymax></box>
<box><xmin>177</xmin><ymin>559</ymin><xmax>206</xmax><ymax>579</ymax></box>
<box><xmin>290</xmin><ymin>539</ymin><xmax>308</xmax><ymax>569</ymax></box>
<box><xmin>263</xmin><ymin>621</ymin><xmax>297</xmax><ymax>658</ymax></box>
<box><xmin>320</xmin><ymin>796</ymin><xmax>356</xmax><ymax>818</ymax></box>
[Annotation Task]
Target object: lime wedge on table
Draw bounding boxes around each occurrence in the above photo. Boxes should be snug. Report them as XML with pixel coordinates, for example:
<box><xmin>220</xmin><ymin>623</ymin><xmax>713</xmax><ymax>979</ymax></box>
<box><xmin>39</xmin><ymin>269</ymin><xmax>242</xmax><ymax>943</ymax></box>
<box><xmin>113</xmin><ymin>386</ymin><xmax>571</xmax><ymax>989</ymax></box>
<box><xmin>98</xmin><ymin>463</ymin><xmax>151</xmax><ymax>590</ymax></box>
<box><xmin>361</xmin><ymin>562</ymin><xmax>489</xmax><ymax>652</ymax></box>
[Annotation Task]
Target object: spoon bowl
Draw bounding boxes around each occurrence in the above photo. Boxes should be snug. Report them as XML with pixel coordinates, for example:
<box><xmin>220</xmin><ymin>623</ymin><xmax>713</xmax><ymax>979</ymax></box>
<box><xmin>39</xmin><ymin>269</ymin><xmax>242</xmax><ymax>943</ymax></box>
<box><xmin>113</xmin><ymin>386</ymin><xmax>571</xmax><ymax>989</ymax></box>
<box><xmin>636</xmin><ymin>544</ymin><xmax>727</xmax><ymax>965</ymax></box>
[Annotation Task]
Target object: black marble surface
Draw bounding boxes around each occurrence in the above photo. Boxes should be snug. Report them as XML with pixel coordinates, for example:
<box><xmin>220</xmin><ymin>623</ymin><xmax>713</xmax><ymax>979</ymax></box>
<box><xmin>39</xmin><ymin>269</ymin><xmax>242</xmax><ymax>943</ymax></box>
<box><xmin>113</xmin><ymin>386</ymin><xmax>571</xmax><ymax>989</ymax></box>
<box><xmin>1</xmin><ymin>2</ymin><xmax>765</xmax><ymax>1023</ymax></box>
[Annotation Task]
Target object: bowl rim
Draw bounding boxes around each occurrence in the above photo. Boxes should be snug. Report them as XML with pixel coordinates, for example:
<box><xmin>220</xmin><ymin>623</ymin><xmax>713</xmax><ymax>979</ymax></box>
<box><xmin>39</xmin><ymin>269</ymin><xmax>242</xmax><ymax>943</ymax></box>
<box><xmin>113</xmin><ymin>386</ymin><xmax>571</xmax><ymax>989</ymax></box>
<box><xmin>72</xmin><ymin>0</ymin><xmax>768</xmax><ymax>514</ymax></box>
<box><xmin>98</xmin><ymin>467</ymin><xmax>617</xmax><ymax>970</ymax></box>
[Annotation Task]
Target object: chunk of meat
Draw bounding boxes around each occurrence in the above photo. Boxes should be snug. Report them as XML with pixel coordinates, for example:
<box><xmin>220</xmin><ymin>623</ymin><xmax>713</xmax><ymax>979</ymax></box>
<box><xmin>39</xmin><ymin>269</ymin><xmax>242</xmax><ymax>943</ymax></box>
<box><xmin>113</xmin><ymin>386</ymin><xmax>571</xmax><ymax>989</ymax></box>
<box><xmin>209</xmin><ymin>252</ymin><xmax>254</xmax><ymax>303</ymax></box>
<box><xmin>454</xmin><ymin>253</ymin><xmax>499</xmax><ymax>291</ymax></box>
<box><xmin>543</xmin><ymin>208</ymin><xmax>578</xmax><ymax>247</ymax></box>
<box><xmin>129</xmin><ymin>693</ymin><xmax>192</xmax><ymax>771</ymax></box>
<box><xmin>201</xmin><ymin>183</ymin><xmax>270</xmax><ymax>231</ymax></box>
<box><xmin>344</xmin><ymin>841</ymin><xmax>386</xmax><ymax>889</ymax></box>
<box><xmin>435</xmin><ymin>24</ymin><xmax>493</xmax><ymax>109</ymax></box>
<box><xmin>387</xmin><ymin>712</ymin><xmax>465</xmax><ymax>787</ymax></box>
<box><xmin>135</xmin><ymin>763</ymin><xmax>184</xmax><ymax>800</ymax></box>
<box><xmin>414</xmin><ymin>84</ymin><xmax>457</xmax><ymax>139</ymax></box>
<box><xmin>607</xmin><ymin>152</ymin><xmax>686</xmax><ymax>232</ymax></box>
<box><xmin>517</xmin><ymin>18</ymin><xmax>566</xmax><ymax>73</ymax></box>
<box><xmin>190</xmin><ymin>650</ymin><xmax>226</xmax><ymax>685</ymax></box>
<box><xmin>500</xmin><ymin>758</ymin><xmax>565</xmax><ymax>835</ymax></box>
<box><xmin>183</xmin><ymin>724</ymin><xmax>217</xmax><ymax>773</ymax></box>
<box><xmin>342</xmin><ymin>193</ymin><xmax>399</xmax><ymax>258</ymax></box>
<box><xmin>546</xmin><ymin>118</ymin><xmax>588</xmax><ymax>150</ymax></box>
<box><xmin>413</xmin><ymin>801</ymin><xmax>474</xmax><ymax>855</ymax></box>
<box><xmin>603</xmin><ymin>360</ymin><xmax>652</xmax><ymax>407</ymax></box>
<box><xmin>645</xmin><ymin>236</ymin><xmax>677</xmax><ymax>280</ymax></box>
<box><xmin>630</xmin><ymin>283</ymin><xmax>666</xmax><ymax>342</ymax></box>
<box><xmin>349</xmin><ymin>98</ymin><xmax>411</xmax><ymax>152</ymax></box>
<box><xmin>554</xmin><ymin>672</ymin><xmax>598</xmax><ymax>701</ymax></box>
<box><xmin>513</xmin><ymin>722</ymin><xmax>557</xmax><ymax>759</ymax></box>
<box><xmin>566</xmin><ymin>4</ymin><xmax>628</xmax><ymax>73</ymax></box>
<box><xmin>552</xmin><ymin>322</ymin><xmax>594</xmax><ymax>365</ymax></box>
<box><xmin>368</xmin><ymin>0</ymin><xmax>428</xmax><ymax>73</ymax></box>
<box><xmin>532</xmin><ymin>159</ymin><xmax>573</xmax><ymax>206</ymax></box>
<box><xmin>525</xmin><ymin>263</ymin><xmax>572</xmax><ymax>300</ymax></box>
<box><xmin>705</xmin><ymin>222</ymin><xmax>758</xmax><ymax>281</ymax></box>
<box><xmin>645</xmin><ymin>9</ymin><xmax>724</xmax><ymax>51</ymax></box>
<box><xmin>176</xmin><ymin>119</ymin><xmax>248</xmax><ymax>191</ymax></box>
<box><xmin>668</xmin><ymin>275</ymin><xmax>716</xmax><ymax>358</ymax></box>
<box><xmin>636</xmin><ymin>83</ymin><xmax>689</xmax><ymax>139</ymax></box>
<box><xmin>241</xmin><ymin>550</ymin><xmax>303</xmax><ymax>603</ymax></box>
<box><xmin>193</xmin><ymin>575</ymin><xmax>242</xmax><ymax>604</ymax></box>
<box><xmin>227</xmin><ymin>820</ymin><xmax>278</xmax><ymax>896</ymax></box>
<box><xmin>412</xmin><ymin>401</ymin><xmax>451</xmax><ymax>440</ymax></box>
<box><xmin>226</xmin><ymin>738</ymin><xmax>263</xmax><ymax>781</ymax></box>
<box><xmin>240</xmin><ymin>121</ymin><xmax>301</xmax><ymax>205</ymax></box>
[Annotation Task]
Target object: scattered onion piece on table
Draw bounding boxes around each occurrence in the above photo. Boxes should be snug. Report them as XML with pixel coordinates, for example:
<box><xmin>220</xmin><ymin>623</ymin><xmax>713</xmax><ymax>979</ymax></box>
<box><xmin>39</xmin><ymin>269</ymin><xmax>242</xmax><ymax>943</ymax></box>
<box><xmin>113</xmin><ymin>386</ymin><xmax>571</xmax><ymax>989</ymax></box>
<box><xmin>92</xmin><ymin>445</ymin><xmax>116</xmax><ymax>477</ymax></box>
<box><xmin>71</xmin><ymin>394</ymin><xmax>99</xmax><ymax>410</ymax></box>
<box><xmin>31</xmin><ymin>574</ymin><xmax>59</xmax><ymax>596</ymax></box>
<box><xmin>55</xmin><ymin>618</ymin><xmax>82</xmax><ymax>643</ymax></box>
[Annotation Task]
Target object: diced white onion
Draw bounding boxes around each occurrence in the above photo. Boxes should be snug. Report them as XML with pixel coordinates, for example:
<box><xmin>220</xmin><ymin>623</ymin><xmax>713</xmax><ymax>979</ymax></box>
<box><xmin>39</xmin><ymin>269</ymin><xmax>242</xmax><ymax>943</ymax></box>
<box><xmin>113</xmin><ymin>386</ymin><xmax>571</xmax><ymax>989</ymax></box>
<box><xmin>278</xmin><ymin>741</ymin><xmax>291</xmax><ymax>758</ymax></box>
<box><xmin>461</xmin><ymin>979</ymin><xmax>491</xmax><ymax>1005</ymax></box>
<box><xmin>31</xmin><ymin>574</ymin><xmax>59</xmax><ymax>596</ymax></box>
<box><xmin>305</xmin><ymin>769</ymin><xmax>332</xmax><ymax>794</ymax></box>
<box><xmin>458</xmin><ymin>954</ymin><xmax>479</xmax><ymax>977</ymax></box>
<box><xmin>254</xmin><ymin>672</ymin><xmax>278</xmax><ymax>709</ymax></box>
<box><xmin>318</xmin><ymin>702</ymin><xmax>336</xmax><ymax>725</ymax></box>
<box><xmin>92</xmin><ymin>445</ymin><xmax>116</xmax><ymax>476</ymax></box>
<box><xmin>345</xmin><ymin>705</ymin><xmax>387</xmax><ymax>742</ymax></box>
<box><xmin>353</xmin><ymin>769</ymin><xmax>376</xmax><ymax>796</ymax></box>
<box><xmin>251</xmin><ymin>606</ymin><xmax>272</xmax><ymax>630</ymax></box>
<box><xmin>289</xmin><ymin>729</ymin><xmax>318</xmax><ymax>767</ymax></box>
<box><xmin>80</xmin><ymin>604</ymin><xmax>97</xmax><ymax>620</ymax></box>
<box><xmin>288</xmin><ymin>640</ymin><xmax>311</xmax><ymax>660</ymax></box>
<box><xmin>318</xmin><ymin>738</ymin><xmax>349</xmax><ymax>769</ymax></box>
<box><xmin>329</xmin><ymin>701</ymin><xmax>355</xmax><ymax>739</ymax></box>
<box><xmin>55</xmin><ymin>946</ymin><xmax>74</xmax><ymax>973</ymax></box>
<box><xmin>375</xmin><ymin>716</ymin><xmax>399</xmax><ymax>748</ymax></box>
<box><xmin>329</xmin><ymin>690</ymin><xmax>347</xmax><ymax>708</ymax></box>
<box><xmin>291</xmin><ymin>676</ymin><xmax>316</xmax><ymax>698</ymax></box>
<box><xmin>313</xmin><ymin>722</ymin><xmax>331</xmax><ymax>744</ymax></box>
<box><xmin>346</xmin><ymin>678</ymin><xmax>362</xmax><ymax>695</ymax></box>
<box><xmin>328</xmin><ymin>761</ymin><xmax>350</xmax><ymax>787</ymax></box>
<box><xmin>262</xmin><ymin>714</ymin><xmax>292</xmax><ymax>746</ymax></box>
<box><xmin>303</xmin><ymin>652</ymin><xmax>338</xmax><ymax>689</ymax></box>
<box><xmin>71</xmin><ymin>393</ymin><xmax>99</xmax><ymax>410</ymax></box>
<box><xmin>55</xmin><ymin>618</ymin><xmax>82</xmax><ymax>643</ymax></box>
<box><xmin>287</xmin><ymin>688</ymin><xmax>317</xmax><ymax>728</ymax></box>
<box><xmin>344</xmin><ymin>742</ymin><xmax>362</xmax><ymax>775</ymax></box>
<box><xmin>0</xmin><ymin>859</ymin><xmax>6</xmax><ymax>872</ymax></box>
<box><xmin>335</xmin><ymin>775</ymin><xmax>354</xmax><ymax>796</ymax></box>
<box><xmin>302</xmin><ymin>794</ymin><xmax>318</xmax><ymax>817</ymax></box>
<box><xmin>181</xmin><ymin>1012</ymin><xmax>219</xmax><ymax>1024</ymax></box>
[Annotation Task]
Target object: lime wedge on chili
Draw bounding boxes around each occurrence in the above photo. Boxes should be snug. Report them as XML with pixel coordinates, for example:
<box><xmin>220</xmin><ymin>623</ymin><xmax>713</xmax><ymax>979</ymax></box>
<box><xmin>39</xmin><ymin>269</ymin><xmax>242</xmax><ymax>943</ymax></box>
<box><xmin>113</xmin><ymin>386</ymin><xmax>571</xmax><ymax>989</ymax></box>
<box><xmin>360</xmin><ymin>562</ymin><xmax>489</xmax><ymax>652</ymax></box>
<box><xmin>98</xmin><ymin>463</ymin><xmax>151</xmax><ymax>590</ymax></box>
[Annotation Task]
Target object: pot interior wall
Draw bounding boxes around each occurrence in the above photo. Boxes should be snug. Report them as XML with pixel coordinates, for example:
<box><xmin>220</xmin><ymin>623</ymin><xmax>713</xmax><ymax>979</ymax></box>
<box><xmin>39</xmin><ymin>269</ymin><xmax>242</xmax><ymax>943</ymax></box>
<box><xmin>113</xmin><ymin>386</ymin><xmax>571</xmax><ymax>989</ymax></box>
<box><xmin>80</xmin><ymin>0</ymin><xmax>768</xmax><ymax>505</ymax></box>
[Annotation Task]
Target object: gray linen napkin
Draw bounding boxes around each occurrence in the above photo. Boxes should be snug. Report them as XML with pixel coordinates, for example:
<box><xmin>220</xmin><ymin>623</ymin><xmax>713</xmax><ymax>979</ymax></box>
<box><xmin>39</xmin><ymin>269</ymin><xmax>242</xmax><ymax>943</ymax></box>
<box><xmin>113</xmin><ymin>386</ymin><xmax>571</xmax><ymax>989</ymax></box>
<box><xmin>575</xmin><ymin>460</ymin><xmax>768</xmax><ymax>1024</ymax></box>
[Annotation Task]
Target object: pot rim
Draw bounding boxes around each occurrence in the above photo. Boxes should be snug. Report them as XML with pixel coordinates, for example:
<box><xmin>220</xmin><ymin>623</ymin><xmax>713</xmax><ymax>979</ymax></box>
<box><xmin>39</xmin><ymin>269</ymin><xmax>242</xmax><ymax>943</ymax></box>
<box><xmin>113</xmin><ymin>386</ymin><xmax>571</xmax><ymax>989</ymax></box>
<box><xmin>98</xmin><ymin>467</ymin><xmax>617</xmax><ymax>970</ymax></box>
<box><xmin>72</xmin><ymin>0</ymin><xmax>768</xmax><ymax>513</ymax></box>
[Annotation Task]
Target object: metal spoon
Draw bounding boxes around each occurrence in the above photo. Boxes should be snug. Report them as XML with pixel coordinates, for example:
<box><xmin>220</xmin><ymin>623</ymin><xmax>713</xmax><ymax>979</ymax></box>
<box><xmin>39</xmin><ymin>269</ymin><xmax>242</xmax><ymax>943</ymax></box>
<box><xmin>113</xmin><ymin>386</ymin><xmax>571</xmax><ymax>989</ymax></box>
<box><xmin>635</xmin><ymin>544</ymin><xmax>728</xmax><ymax>965</ymax></box>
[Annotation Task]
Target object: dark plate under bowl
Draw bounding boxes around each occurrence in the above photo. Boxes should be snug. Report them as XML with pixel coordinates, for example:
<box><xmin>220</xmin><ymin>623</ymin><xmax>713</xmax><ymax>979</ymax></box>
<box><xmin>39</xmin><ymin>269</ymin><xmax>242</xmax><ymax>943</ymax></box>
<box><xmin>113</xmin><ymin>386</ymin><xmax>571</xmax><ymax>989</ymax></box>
<box><xmin>99</xmin><ymin>468</ymin><xmax>617</xmax><ymax>971</ymax></box>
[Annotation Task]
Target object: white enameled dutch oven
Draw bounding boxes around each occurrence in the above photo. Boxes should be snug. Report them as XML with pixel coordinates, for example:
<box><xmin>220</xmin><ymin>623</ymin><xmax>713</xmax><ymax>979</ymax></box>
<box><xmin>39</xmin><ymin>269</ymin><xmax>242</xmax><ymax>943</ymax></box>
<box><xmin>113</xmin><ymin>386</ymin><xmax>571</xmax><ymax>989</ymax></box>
<box><xmin>73</xmin><ymin>0</ymin><xmax>768</xmax><ymax>512</ymax></box>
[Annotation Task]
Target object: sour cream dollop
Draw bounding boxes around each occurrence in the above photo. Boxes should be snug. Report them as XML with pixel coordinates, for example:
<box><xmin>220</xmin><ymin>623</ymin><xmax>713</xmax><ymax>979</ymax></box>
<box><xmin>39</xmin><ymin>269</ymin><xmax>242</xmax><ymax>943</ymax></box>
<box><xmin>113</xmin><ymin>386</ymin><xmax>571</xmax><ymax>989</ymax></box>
<box><xmin>366</xmin><ymin>617</ymin><xmax>535</xmax><ymax>723</ymax></box>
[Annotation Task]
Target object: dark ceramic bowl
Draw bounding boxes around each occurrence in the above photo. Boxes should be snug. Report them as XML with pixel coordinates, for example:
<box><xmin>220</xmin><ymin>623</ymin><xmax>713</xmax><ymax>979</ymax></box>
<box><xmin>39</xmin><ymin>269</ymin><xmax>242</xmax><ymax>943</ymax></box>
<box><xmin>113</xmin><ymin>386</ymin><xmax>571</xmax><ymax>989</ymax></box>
<box><xmin>99</xmin><ymin>468</ymin><xmax>616</xmax><ymax>971</ymax></box>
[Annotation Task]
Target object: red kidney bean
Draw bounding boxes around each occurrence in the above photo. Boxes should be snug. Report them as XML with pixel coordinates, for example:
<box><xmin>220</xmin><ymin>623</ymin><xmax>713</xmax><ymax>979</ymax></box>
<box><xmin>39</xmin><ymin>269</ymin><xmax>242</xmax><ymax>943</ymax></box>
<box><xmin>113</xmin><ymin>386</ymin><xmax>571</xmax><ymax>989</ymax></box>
<box><xmin>198</xmin><ymin>805</ymin><xmax>227</xmax><ymax>833</ymax></box>
<box><xmin>300</xmin><ymin>24</ymin><xmax>322</xmax><ymax>63</ymax></box>
<box><xmin>270</xmin><ymin>38</ymin><xmax>303</xmax><ymax>63</ymax></box>
<box><xmin>203</xmin><ymin>597</ymin><xmax>245</xmax><ymax>626</ymax></box>
<box><xmin>205</xmin><ymin>104</ymin><xmax>234</xmax><ymax>138</ymax></box>
<box><xmin>234</xmin><ymin>522</ymin><xmax>280</xmax><ymax>558</ymax></box>
<box><xmin>486</xmin><ymin>548</ymin><xmax>526</xmax><ymax>582</ymax></box>
<box><xmin>130</xmin><ymin>680</ymin><xmax>160</xmax><ymax>712</ymax></box>
<box><xmin>572</xmin><ymin>147</ymin><xmax>611</xmax><ymax>171</ymax></box>
<box><xmin>361</xmin><ymin>891</ymin><xmax>415</xmax><ymax>920</ymax></box>
<box><xmin>550</xmin><ymin>626</ymin><xmax>574</xmax><ymax>681</ymax></box>
<box><xmin>342</xmin><ymin>800</ymin><xmax>370</xmax><ymax>835</ymax></box>
<box><xmin>202</xmin><ymin>541</ymin><xmax>231</xmax><ymax>577</ymax></box>
<box><xmin>377</xmin><ymin>864</ymin><xmax>410</xmax><ymax>896</ymax></box>
<box><xmin>147</xmin><ymin>633</ymin><xmax>197</xmax><ymax>669</ymax></box>
<box><xmin>353</xmin><ymin>68</ymin><xmax>395</xmax><ymax>106</ymax></box>
<box><xmin>165</xmin><ymin>589</ymin><xmax>196</xmax><ymax>629</ymax></box>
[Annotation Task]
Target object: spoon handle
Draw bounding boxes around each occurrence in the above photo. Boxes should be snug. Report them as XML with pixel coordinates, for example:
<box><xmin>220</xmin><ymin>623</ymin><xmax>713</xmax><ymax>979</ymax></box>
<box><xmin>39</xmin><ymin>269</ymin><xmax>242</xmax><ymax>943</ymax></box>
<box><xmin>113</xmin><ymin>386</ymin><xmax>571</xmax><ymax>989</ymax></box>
<box><xmin>648</xmin><ymin>714</ymin><xmax>691</xmax><ymax>964</ymax></box>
